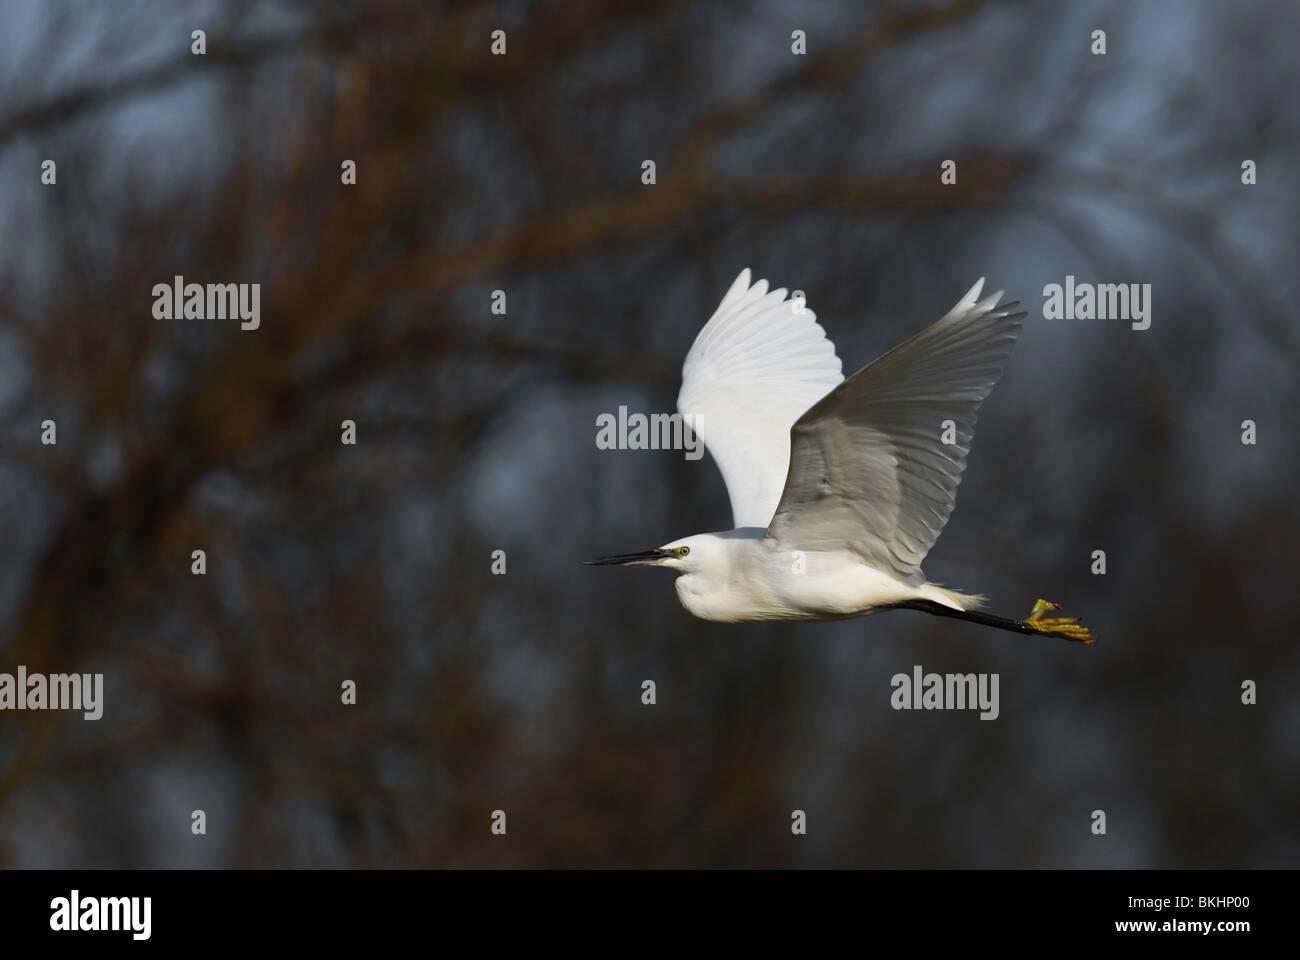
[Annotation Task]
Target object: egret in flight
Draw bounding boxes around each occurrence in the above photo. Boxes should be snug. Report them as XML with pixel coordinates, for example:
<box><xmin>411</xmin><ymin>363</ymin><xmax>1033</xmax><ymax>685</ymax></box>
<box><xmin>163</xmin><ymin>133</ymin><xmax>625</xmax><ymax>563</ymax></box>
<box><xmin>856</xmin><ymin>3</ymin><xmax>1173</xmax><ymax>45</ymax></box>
<box><xmin>587</xmin><ymin>270</ymin><xmax>1092</xmax><ymax>644</ymax></box>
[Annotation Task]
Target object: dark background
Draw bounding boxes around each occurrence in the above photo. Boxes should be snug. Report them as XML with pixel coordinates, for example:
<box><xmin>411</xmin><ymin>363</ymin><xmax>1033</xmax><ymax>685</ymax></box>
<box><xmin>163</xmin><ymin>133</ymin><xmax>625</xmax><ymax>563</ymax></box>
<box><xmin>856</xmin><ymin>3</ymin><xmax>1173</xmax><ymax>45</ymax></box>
<box><xmin>0</xmin><ymin>0</ymin><xmax>1296</xmax><ymax>868</ymax></box>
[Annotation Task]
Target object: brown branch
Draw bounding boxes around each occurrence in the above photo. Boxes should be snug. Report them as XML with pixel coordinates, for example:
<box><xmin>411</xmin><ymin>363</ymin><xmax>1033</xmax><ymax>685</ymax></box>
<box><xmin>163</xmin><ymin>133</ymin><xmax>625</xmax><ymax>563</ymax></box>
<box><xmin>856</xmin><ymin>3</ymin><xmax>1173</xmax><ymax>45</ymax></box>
<box><xmin>0</xmin><ymin>0</ymin><xmax>1007</xmax><ymax>819</ymax></box>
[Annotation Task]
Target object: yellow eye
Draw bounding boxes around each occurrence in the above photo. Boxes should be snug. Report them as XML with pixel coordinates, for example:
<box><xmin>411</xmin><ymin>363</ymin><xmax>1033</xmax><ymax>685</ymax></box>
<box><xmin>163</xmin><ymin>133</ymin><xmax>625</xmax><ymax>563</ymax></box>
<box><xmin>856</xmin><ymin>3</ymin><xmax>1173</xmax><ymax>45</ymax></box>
<box><xmin>677</xmin><ymin>546</ymin><xmax>690</xmax><ymax>558</ymax></box>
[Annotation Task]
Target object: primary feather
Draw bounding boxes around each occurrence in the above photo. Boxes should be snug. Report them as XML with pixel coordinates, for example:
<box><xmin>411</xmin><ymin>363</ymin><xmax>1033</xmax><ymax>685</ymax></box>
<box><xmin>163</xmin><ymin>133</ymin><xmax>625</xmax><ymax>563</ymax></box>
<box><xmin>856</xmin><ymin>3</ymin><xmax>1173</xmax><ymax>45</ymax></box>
<box><xmin>677</xmin><ymin>269</ymin><xmax>844</xmax><ymax>528</ymax></box>
<box><xmin>765</xmin><ymin>279</ymin><xmax>1027</xmax><ymax>584</ymax></box>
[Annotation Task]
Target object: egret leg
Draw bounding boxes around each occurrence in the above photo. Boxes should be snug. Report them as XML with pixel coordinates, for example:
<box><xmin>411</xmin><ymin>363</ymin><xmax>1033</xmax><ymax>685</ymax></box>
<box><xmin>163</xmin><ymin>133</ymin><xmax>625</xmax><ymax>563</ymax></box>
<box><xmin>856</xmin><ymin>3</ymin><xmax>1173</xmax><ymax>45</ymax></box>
<box><xmin>890</xmin><ymin>598</ymin><xmax>1094</xmax><ymax>644</ymax></box>
<box><xmin>1023</xmin><ymin>599</ymin><xmax>1093</xmax><ymax>644</ymax></box>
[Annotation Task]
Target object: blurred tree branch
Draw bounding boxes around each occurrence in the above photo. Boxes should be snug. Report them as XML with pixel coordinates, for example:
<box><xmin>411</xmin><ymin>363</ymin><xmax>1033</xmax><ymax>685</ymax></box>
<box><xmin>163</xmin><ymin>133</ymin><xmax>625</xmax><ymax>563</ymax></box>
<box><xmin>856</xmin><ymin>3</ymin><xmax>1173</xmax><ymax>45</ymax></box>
<box><xmin>0</xmin><ymin>0</ymin><xmax>1007</xmax><ymax>829</ymax></box>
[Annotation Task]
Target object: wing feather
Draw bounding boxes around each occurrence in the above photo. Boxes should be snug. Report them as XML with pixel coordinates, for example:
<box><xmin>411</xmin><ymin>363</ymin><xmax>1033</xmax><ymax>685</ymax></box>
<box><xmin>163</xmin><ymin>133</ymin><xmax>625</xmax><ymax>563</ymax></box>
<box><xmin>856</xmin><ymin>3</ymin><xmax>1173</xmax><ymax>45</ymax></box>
<box><xmin>765</xmin><ymin>279</ymin><xmax>1026</xmax><ymax>582</ymax></box>
<box><xmin>677</xmin><ymin>270</ymin><xmax>844</xmax><ymax>528</ymax></box>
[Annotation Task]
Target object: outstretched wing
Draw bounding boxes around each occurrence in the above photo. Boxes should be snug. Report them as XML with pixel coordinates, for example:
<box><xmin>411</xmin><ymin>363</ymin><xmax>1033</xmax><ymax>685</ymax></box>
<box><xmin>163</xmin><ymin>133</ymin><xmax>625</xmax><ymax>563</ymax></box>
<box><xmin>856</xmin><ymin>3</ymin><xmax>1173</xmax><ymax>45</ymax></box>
<box><xmin>677</xmin><ymin>269</ymin><xmax>844</xmax><ymax>528</ymax></box>
<box><xmin>765</xmin><ymin>279</ymin><xmax>1026</xmax><ymax>583</ymax></box>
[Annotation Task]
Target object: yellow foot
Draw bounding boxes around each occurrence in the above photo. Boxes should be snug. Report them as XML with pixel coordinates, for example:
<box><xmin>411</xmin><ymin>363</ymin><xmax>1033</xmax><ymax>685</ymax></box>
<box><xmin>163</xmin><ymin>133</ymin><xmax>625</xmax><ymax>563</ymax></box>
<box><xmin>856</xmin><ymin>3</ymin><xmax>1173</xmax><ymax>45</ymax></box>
<box><xmin>1025</xmin><ymin>598</ymin><xmax>1094</xmax><ymax>644</ymax></box>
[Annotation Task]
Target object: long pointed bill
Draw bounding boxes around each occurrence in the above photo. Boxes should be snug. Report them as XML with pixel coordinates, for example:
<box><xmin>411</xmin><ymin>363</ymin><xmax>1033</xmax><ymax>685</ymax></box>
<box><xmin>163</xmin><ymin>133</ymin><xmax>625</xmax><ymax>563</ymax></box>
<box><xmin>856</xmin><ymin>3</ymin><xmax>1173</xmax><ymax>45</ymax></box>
<box><xmin>584</xmin><ymin>548</ymin><xmax>674</xmax><ymax>566</ymax></box>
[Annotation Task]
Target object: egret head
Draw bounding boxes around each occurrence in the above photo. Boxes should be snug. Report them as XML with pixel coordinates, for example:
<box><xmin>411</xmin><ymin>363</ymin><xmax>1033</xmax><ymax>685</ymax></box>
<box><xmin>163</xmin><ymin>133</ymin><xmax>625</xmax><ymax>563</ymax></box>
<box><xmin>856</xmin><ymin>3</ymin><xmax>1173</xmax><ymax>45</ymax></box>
<box><xmin>585</xmin><ymin>535</ymin><xmax>709</xmax><ymax>572</ymax></box>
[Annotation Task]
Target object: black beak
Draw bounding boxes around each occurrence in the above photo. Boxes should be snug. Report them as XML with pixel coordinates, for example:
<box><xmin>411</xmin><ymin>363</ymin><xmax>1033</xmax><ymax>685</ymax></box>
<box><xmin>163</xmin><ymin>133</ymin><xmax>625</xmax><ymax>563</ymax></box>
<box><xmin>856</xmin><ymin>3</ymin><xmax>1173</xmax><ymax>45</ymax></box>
<box><xmin>584</xmin><ymin>548</ymin><xmax>674</xmax><ymax>566</ymax></box>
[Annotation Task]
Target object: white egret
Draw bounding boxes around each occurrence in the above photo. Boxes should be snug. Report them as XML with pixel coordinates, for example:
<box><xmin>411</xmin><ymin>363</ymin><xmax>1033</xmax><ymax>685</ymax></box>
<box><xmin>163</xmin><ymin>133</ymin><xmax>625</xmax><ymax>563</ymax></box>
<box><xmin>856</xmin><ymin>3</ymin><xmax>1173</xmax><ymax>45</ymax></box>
<box><xmin>588</xmin><ymin>270</ymin><xmax>1092</xmax><ymax>644</ymax></box>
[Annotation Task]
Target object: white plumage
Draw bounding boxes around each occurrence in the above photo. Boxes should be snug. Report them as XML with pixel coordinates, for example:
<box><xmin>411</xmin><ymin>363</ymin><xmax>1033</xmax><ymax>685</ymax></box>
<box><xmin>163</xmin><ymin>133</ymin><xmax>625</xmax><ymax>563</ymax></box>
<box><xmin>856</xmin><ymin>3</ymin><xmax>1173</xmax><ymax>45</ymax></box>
<box><xmin>677</xmin><ymin>269</ymin><xmax>844</xmax><ymax>528</ymax></box>
<box><xmin>590</xmin><ymin>269</ymin><xmax>1093</xmax><ymax>643</ymax></box>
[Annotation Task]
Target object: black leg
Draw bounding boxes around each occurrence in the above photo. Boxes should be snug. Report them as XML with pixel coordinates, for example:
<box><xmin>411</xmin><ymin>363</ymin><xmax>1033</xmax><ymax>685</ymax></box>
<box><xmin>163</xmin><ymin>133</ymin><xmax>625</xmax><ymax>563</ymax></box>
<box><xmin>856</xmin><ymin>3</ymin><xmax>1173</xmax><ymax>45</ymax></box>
<box><xmin>889</xmin><ymin>599</ymin><xmax>1039</xmax><ymax>637</ymax></box>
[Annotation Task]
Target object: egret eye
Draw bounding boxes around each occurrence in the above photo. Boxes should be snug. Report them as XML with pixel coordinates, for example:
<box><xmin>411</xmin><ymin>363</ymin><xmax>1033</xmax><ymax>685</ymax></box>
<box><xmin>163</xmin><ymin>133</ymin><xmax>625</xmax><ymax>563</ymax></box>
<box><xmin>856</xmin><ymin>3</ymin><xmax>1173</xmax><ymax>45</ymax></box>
<box><xmin>678</xmin><ymin>546</ymin><xmax>690</xmax><ymax>558</ymax></box>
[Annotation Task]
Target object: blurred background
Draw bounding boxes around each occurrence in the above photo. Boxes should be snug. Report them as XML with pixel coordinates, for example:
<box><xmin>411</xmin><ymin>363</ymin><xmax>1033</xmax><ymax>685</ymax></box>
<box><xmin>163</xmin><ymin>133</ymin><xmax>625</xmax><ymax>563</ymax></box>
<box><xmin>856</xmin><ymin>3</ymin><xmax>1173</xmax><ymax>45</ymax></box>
<box><xmin>0</xmin><ymin>0</ymin><xmax>1297</xmax><ymax>868</ymax></box>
